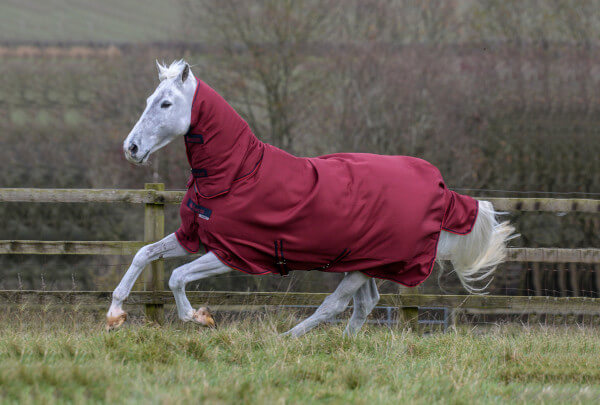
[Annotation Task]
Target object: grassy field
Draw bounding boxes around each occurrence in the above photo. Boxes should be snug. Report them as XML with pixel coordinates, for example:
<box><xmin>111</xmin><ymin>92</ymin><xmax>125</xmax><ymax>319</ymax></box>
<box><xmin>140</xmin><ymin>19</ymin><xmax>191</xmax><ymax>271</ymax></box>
<box><xmin>1</xmin><ymin>312</ymin><xmax>600</xmax><ymax>404</ymax></box>
<box><xmin>0</xmin><ymin>0</ymin><xmax>185</xmax><ymax>43</ymax></box>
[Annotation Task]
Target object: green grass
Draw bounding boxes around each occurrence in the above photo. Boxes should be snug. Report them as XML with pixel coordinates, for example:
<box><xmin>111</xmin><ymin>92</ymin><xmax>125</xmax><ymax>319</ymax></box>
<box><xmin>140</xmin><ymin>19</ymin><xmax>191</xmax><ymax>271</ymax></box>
<box><xmin>0</xmin><ymin>0</ymin><xmax>185</xmax><ymax>43</ymax></box>
<box><xmin>1</xmin><ymin>312</ymin><xmax>600</xmax><ymax>404</ymax></box>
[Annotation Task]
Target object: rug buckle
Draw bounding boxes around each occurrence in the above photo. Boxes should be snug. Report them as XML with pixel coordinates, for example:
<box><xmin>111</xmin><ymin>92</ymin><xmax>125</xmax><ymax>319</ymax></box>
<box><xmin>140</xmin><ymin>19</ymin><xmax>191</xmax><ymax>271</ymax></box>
<box><xmin>275</xmin><ymin>259</ymin><xmax>289</xmax><ymax>277</ymax></box>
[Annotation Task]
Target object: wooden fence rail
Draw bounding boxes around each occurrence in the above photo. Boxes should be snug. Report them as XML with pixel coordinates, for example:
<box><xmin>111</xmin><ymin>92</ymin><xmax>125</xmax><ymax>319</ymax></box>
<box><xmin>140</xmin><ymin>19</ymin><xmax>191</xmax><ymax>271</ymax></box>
<box><xmin>1</xmin><ymin>242</ymin><xmax>599</xmax><ymax>263</ymax></box>
<box><xmin>4</xmin><ymin>290</ymin><xmax>600</xmax><ymax>311</ymax></box>
<box><xmin>1</xmin><ymin>188</ymin><xmax>600</xmax><ymax>213</ymax></box>
<box><xmin>1</xmin><ymin>185</ymin><xmax>599</xmax><ymax>326</ymax></box>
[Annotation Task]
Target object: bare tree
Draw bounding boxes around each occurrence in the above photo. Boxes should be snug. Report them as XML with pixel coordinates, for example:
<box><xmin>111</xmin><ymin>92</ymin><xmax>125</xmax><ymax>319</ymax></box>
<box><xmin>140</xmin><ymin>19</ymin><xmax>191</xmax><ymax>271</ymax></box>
<box><xmin>183</xmin><ymin>0</ymin><xmax>338</xmax><ymax>152</ymax></box>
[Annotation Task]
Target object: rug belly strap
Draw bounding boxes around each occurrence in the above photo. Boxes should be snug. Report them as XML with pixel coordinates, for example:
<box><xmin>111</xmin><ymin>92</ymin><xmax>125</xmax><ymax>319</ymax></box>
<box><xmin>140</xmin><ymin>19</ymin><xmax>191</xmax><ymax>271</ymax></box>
<box><xmin>272</xmin><ymin>240</ymin><xmax>350</xmax><ymax>276</ymax></box>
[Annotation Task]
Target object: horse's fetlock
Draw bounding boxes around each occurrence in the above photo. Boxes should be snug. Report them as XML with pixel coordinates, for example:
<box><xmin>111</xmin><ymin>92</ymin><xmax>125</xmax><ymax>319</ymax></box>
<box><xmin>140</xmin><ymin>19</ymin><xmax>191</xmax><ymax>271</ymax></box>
<box><xmin>179</xmin><ymin>309</ymin><xmax>195</xmax><ymax>322</ymax></box>
<box><xmin>112</xmin><ymin>288</ymin><xmax>127</xmax><ymax>302</ymax></box>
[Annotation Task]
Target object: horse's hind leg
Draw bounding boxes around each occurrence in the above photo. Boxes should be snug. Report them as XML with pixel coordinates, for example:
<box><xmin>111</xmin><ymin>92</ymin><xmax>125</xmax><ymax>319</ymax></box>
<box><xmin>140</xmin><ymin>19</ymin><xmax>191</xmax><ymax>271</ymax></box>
<box><xmin>344</xmin><ymin>278</ymin><xmax>380</xmax><ymax>337</ymax></box>
<box><xmin>282</xmin><ymin>271</ymin><xmax>370</xmax><ymax>337</ymax></box>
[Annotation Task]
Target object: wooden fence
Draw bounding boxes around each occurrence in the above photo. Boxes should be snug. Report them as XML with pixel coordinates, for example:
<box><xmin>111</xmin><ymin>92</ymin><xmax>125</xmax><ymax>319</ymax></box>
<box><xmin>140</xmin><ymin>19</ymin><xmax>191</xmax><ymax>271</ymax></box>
<box><xmin>1</xmin><ymin>185</ymin><xmax>599</xmax><ymax>329</ymax></box>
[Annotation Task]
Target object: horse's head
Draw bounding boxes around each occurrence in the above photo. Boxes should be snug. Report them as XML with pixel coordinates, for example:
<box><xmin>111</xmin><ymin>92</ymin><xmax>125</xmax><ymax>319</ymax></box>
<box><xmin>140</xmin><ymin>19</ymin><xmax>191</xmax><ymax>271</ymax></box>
<box><xmin>123</xmin><ymin>60</ymin><xmax>197</xmax><ymax>164</ymax></box>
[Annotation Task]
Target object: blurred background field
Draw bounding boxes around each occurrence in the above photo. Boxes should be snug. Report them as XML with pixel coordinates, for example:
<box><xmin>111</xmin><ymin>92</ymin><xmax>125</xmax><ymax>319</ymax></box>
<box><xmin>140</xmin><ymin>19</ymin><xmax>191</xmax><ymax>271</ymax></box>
<box><xmin>0</xmin><ymin>0</ymin><xmax>599</xmax><ymax>296</ymax></box>
<box><xmin>0</xmin><ymin>0</ymin><xmax>186</xmax><ymax>43</ymax></box>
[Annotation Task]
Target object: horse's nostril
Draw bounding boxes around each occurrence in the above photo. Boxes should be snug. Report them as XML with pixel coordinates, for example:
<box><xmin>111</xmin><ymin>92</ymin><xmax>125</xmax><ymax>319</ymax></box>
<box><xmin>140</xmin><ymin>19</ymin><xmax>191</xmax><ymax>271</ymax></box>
<box><xmin>129</xmin><ymin>143</ymin><xmax>138</xmax><ymax>155</ymax></box>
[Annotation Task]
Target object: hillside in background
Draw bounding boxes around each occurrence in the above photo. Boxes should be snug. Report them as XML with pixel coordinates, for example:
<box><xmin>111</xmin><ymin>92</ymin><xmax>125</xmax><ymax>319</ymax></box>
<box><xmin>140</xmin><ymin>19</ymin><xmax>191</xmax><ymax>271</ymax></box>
<box><xmin>0</xmin><ymin>0</ymin><xmax>186</xmax><ymax>43</ymax></box>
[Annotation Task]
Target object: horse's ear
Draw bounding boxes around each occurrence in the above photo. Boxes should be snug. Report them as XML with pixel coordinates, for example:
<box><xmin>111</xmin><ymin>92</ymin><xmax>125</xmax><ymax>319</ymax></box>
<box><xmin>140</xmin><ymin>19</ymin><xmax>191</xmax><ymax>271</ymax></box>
<box><xmin>181</xmin><ymin>63</ymin><xmax>190</xmax><ymax>83</ymax></box>
<box><xmin>156</xmin><ymin>60</ymin><xmax>166</xmax><ymax>81</ymax></box>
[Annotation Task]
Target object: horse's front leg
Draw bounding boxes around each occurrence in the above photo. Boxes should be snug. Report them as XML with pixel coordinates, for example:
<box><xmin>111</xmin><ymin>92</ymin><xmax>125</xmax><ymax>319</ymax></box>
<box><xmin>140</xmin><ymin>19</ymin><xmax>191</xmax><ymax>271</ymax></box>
<box><xmin>283</xmin><ymin>271</ymin><xmax>370</xmax><ymax>337</ymax></box>
<box><xmin>168</xmin><ymin>252</ymin><xmax>231</xmax><ymax>324</ymax></box>
<box><xmin>106</xmin><ymin>233</ymin><xmax>189</xmax><ymax>330</ymax></box>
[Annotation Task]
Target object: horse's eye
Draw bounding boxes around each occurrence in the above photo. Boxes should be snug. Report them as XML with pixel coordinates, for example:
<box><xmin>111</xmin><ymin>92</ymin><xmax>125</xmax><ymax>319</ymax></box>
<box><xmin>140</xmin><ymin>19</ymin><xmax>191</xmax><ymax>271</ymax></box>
<box><xmin>161</xmin><ymin>101</ymin><xmax>172</xmax><ymax>109</ymax></box>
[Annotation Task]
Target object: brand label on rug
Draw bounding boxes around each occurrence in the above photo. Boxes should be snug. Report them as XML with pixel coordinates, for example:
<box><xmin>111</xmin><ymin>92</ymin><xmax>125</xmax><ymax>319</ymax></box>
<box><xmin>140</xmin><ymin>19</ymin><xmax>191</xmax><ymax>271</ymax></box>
<box><xmin>187</xmin><ymin>199</ymin><xmax>212</xmax><ymax>220</ymax></box>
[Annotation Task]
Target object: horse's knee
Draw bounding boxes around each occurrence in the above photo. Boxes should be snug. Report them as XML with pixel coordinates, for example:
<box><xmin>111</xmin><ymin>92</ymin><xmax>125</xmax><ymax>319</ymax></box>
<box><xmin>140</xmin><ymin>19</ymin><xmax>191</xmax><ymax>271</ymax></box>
<box><xmin>132</xmin><ymin>245</ymin><xmax>151</xmax><ymax>268</ymax></box>
<box><xmin>168</xmin><ymin>267</ymin><xmax>185</xmax><ymax>291</ymax></box>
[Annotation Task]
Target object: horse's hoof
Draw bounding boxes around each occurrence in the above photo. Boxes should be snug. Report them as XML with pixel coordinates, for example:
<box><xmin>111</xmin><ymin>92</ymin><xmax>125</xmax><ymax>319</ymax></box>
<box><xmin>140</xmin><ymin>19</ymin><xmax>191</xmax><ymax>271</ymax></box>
<box><xmin>192</xmin><ymin>307</ymin><xmax>216</xmax><ymax>328</ymax></box>
<box><xmin>106</xmin><ymin>311</ymin><xmax>127</xmax><ymax>332</ymax></box>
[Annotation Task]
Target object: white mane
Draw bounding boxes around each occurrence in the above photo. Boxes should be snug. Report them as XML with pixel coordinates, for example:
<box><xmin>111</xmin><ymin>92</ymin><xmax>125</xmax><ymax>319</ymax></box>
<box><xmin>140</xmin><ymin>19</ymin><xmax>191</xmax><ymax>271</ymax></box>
<box><xmin>156</xmin><ymin>59</ymin><xmax>188</xmax><ymax>81</ymax></box>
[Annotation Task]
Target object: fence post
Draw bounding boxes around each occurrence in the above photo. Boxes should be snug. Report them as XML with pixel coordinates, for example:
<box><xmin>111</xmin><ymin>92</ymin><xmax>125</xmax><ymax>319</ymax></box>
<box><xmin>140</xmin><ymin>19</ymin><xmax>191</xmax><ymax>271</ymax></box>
<box><xmin>144</xmin><ymin>183</ymin><xmax>165</xmax><ymax>324</ymax></box>
<box><xmin>449</xmin><ymin>308</ymin><xmax>460</xmax><ymax>331</ymax></box>
<box><xmin>402</xmin><ymin>306</ymin><xmax>419</xmax><ymax>332</ymax></box>
<box><xmin>400</xmin><ymin>286</ymin><xmax>419</xmax><ymax>333</ymax></box>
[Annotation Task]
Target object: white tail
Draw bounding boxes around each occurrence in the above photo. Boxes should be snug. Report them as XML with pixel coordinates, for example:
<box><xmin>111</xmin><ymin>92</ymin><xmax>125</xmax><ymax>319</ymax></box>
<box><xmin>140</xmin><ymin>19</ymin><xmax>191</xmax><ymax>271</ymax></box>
<box><xmin>436</xmin><ymin>200</ymin><xmax>516</xmax><ymax>294</ymax></box>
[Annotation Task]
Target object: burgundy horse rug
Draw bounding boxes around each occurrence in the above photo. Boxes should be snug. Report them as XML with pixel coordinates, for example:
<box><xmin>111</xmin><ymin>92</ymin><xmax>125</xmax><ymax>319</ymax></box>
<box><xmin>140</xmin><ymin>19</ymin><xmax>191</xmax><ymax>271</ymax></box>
<box><xmin>176</xmin><ymin>79</ymin><xmax>478</xmax><ymax>287</ymax></box>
